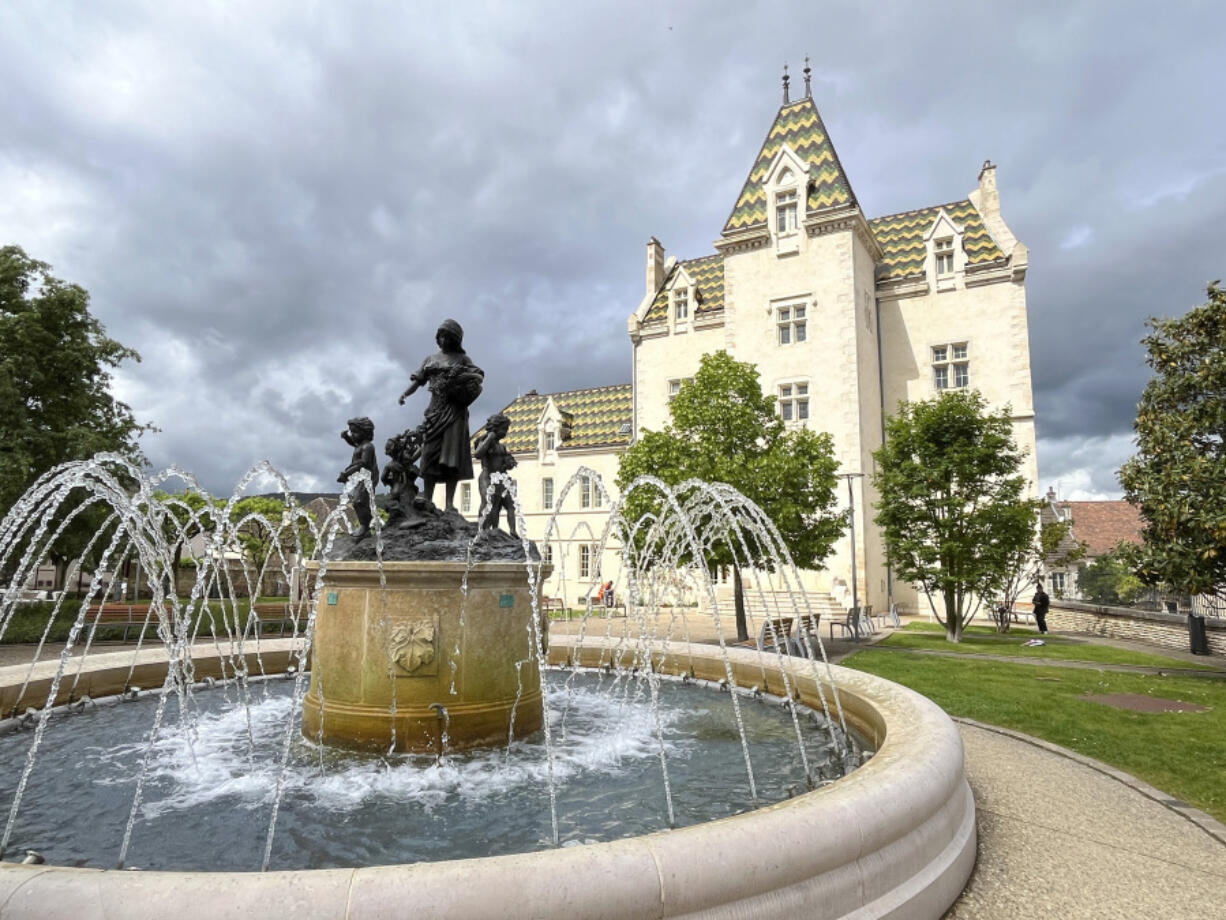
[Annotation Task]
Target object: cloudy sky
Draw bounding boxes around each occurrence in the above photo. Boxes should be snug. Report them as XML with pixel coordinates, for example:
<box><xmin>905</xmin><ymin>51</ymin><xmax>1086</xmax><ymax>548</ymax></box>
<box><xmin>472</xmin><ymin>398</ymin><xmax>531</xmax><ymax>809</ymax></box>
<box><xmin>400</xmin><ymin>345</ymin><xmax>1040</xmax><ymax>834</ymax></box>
<box><xmin>2</xmin><ymin>1</ymin><xmax>1222</xmax><ymax>500</ymax></box>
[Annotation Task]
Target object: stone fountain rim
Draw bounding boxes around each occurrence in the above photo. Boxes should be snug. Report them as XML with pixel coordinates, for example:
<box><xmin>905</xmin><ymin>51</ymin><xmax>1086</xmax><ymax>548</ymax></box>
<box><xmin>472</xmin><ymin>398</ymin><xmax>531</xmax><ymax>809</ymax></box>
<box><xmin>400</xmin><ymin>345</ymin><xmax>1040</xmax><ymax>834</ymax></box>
<box><xmin>0</xmin><ymin>636</ymin><xmax>975</xmax><ymax>920</ymax></box>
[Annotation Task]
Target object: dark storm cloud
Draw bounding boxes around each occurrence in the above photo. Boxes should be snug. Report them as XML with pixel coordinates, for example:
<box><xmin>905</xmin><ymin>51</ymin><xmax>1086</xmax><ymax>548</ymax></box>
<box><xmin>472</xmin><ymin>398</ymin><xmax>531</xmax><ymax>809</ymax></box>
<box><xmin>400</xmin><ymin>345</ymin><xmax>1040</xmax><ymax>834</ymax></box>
<box><xmin>2</xmin><ymin>2</ymin><xmax>1221</xmax><ymax>500</ymax></box>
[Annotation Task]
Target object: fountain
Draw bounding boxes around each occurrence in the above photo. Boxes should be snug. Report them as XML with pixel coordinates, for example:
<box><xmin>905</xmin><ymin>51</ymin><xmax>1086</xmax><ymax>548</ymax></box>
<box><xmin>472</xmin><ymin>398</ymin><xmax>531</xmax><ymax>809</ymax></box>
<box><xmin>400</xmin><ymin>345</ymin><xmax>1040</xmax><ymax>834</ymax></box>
<box><xmin>0</xmin><ymin>327</ymin><xmax>975</xmax><ymax>917</ymax></box>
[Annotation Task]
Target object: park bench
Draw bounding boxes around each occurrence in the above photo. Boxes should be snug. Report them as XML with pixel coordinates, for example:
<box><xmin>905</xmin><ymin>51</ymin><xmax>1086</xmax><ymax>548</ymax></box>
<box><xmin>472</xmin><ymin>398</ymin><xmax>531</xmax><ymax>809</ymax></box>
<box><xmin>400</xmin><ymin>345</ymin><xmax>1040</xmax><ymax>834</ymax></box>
<box><xmin>83</xmin><ymin>604</ymin><xmax>163</xmax><ymax>642</ymax></box>
<box><xmin>250</xmin><ymin>602</ymin><xmax>297</xmax><ymax>637</ymax></box>
<box><xmin>542</xmin><ymin>597</ymin><xmax>564</xmax><ymax>612</ymax></box>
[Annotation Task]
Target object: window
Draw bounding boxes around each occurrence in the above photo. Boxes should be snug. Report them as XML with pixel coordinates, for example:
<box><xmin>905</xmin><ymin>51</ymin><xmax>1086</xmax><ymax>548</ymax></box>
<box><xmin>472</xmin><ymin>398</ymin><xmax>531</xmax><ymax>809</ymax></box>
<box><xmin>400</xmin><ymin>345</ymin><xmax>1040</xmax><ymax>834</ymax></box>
<box><xmin>542</xmin><ymin>477</ymin><xmax>554</xmax><ymax>510</ymax></box>
<box><xmin>776</xmin><ymin>304</ymin><xmax>807</xmax><ymax>345</ymax></box>
<box><xmin>775</xmin><ymin>189</ymin><xmax>798</xmax><ymax>233</ymax></box>
<box><xmin>542</xmin><ymin>544</ymin><xmax>554</xmax><ymax>565</ymax></box>
<box><xmin>778</xmin><ymin>382</ymin><xmax>809</xmax><ymax>422</ymax></box>
<box><xmin>460</xmin><ymin>482</ymin><xmax>472</xmax><ymax>513</ymax></box>
<box><xmin>673</xmin><ymin>288</ymin><xmax>688</xmax><ymax>321</ymax></box>
<box><xmin>580</xmin><ymin>475</ymin><xmax>593</xmax><ymax>508</ymax></box>
<box><xmin>667</xmin><ymin>377</ymin><xmax>693</xmax><ymax>401</ymax></box>
<box><xmin>934</xmin><ymin>237</ymin><xmax>954</xmax><ymax>275</ymax></box>
<box><xmin>1050</xmin><ymin>572</ymin><xmax>1066</xmax><ymax>596</ymax></box>
<box><xmin>579</xmin><ymin>544</ymin><xmax>592</xmax><ymax>579</ymax></box>
<box><xmin>543</xmin><ymin>430</ymin><xmax>556</xmax><ymax>452</ymax></box>
<box><xmin>932</xmin><ymin>343</ymin><xmax>969</xmax><ymax>390</ymax></box>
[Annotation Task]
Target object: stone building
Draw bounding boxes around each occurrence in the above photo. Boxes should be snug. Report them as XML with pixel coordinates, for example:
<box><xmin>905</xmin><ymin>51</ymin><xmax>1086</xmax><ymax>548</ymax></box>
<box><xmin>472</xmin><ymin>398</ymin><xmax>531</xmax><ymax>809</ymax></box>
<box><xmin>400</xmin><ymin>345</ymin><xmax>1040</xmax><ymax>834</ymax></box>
<box><xmin>473</xmin><ymin>75</ymin><xmax>1036</xmax><ymax>613</ymax></box>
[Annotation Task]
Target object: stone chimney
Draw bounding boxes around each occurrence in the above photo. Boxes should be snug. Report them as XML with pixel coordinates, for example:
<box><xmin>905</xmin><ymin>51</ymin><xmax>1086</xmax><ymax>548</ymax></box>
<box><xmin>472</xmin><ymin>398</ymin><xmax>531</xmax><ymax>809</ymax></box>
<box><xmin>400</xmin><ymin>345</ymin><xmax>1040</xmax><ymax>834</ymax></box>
<box><xmin>646</xmin><ymin>237</ymin><xmax>665</xmax><ymax>297</ymax></box>
<box><xmin>977</xmin><ymin>160</ymin><xmax>999</xmax><ymax>217</ymax></box>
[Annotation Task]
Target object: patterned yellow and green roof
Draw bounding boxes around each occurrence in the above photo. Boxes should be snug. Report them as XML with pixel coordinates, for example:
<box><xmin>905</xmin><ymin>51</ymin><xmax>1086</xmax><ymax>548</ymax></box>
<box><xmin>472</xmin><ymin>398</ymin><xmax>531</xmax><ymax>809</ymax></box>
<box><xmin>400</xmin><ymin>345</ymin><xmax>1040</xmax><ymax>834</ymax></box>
<box><xmin>643</xmin><ymin>254</ymin><xmax>725</xmax><ymax>323</ymax></box>
<box><xmin>495</xmin><ymin>384</ymin><xmax>633</xmax><ymax>454</ymax></box>
<box><xmin>869</xmin><ymin>199</ymin><xmax>1006</xmax><ymax>281</ymax></box>
<box><xmin>722</xmin><ymin>98</ymin><xmax>856</xmax><ymax>235</ymax></box>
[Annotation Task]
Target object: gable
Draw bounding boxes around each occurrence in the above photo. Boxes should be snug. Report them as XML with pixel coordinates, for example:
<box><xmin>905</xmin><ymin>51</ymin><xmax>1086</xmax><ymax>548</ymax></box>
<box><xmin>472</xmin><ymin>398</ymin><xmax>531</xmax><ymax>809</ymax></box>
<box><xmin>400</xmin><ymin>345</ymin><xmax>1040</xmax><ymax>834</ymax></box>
<box><xmin>722</xmin><ymin>98</ymin><xmax>856</xmax><ymax>235</ymax></box>
<box><xmin>870</xmin><ymin>199</ymin><xmax>1005</xmax><ymax>281</ymax></box>
<box><xmin>498</xmin><ymin>384</ymin><xmax>633</xmax><ymax>454</ymax></box>
<box><xmin>642</xmin><ymin>254</ymin><xmax>725</xmax><ymax>324</ymax></box>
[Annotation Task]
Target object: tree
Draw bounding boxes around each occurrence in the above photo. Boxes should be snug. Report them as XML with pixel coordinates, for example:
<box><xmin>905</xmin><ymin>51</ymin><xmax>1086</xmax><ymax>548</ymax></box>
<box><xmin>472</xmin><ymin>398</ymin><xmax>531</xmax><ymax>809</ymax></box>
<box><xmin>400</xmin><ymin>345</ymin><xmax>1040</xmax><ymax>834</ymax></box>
<box><xmin>616</xmin><ymin>351</ymin><xmax>845</xmax><ymax>641</ymax></box>
<box><xmin>1119</xmin><ymin>282</ymin><xmax>1226</xmax><ymax>596</ymax></box>
<box><xmin>873</xmin><ymin>390</ymin><xmax>1038</xmax><ymax>642</ymax></box>
<box><xmin>229</xmin><ymin>496</ymin><xmax>317</xmax><ymax>597</ymax></box>
<box><xmin>1078</xmin><ymin>545</ymin><xmax>1146</xmax><ymax>607</ymax></box>
<box><xmin>0</xmin><ymin>245</ymin><xmax>152</xmax><ymax>586</ymax></box>
<box><xmin>989</xmin><ymin>517</ymin><xmax>1085</xmax><ymax>633</ymax></box>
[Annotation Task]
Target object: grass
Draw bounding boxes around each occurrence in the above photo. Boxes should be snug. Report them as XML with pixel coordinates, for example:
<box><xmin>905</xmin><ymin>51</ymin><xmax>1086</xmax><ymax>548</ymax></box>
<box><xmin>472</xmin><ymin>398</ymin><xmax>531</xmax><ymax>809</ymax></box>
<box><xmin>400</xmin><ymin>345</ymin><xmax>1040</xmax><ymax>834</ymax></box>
<box><xmin>876</xmin><ymin>623</ymin><xmax>1223</xmax><ymax>671</ymax></box>
<box><xmin>842</xmin><ymin>645</ymin><xmax>1226</xmax><ymax>823</ymax></box>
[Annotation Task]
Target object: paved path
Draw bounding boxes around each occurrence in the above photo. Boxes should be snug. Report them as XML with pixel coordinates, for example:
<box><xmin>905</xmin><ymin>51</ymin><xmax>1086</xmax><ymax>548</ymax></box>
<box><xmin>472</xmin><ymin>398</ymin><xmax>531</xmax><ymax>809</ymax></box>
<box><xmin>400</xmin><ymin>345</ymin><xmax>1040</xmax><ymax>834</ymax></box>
<box><xmin>947</xmin><ymin>721</ymin><xmax>1226</xmax><ymax>919</ymax></box>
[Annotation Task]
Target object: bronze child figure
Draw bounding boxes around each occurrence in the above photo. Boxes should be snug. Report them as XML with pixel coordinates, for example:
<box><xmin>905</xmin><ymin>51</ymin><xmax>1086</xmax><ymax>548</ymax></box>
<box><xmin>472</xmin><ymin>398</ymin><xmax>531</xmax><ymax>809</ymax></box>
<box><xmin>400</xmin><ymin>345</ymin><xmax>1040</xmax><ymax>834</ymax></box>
<box><xmin>398</xmin><ymin>318</ymin><xmax>484</xmax><ymax>513</ymax></box>
<box><xmin>382</xmin><ymin>427</ymin><xmax>423</xmax><ymax>525</ymax></box>
<box><xmin>473</xmin><ymin>412</ymin><xmax>518</xmax><ymax>536</ymax></box>
<box><xmin>338</xmin><ymin>416</ymin><xmax>378</xmax><ymax>542</ymax></box>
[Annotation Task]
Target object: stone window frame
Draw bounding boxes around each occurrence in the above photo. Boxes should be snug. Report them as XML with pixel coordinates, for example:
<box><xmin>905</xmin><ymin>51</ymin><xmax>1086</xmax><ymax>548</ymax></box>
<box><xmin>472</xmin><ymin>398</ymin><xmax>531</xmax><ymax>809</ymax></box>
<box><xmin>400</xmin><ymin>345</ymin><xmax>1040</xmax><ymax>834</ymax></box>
<box><xmin>579</xmin><ymin>543</ymin><xmax>593</xmax><ymax>580</ymax></box>
<box><xmin>778</xmin><ymin>379</ymin><xmax>811</xmax><ymax>424</ymax></box>
<box><xmin>932</xmin><ymin>341</ymin><xmax>970</xmax><ymax>391</ymax></box>
<box><xmin>667</xmin><ymin>376</ymin><xmax>693</xmax><ymax>402</ymax></box>
<box><xmin>673</xmin><ymin>288</ymin><xmax>689</xmax><ymax>321</ymax></box>
<box><xmin>776</xmin><ymin>302</ymin><xmax>808</xmax><ymax>346</ymax></box>
<box><xmin>460</xmin><ymin>482</ymin><xmax>472</xmax><ymax>514</ymax></box>
<box><xmin>542</xmin><ymin>477</ymin><xmax>554</xmax><ymax>510</ymax></box>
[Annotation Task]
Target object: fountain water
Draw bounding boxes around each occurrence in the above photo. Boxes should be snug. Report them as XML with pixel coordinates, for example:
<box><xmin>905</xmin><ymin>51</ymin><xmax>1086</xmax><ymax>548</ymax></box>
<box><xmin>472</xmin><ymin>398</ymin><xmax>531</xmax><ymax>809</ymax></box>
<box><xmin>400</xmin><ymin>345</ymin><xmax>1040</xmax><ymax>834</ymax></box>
<box><xmin>0</xmin><ymin>456</ymin><xmax>975</xmax><ymax>918</ymax></box>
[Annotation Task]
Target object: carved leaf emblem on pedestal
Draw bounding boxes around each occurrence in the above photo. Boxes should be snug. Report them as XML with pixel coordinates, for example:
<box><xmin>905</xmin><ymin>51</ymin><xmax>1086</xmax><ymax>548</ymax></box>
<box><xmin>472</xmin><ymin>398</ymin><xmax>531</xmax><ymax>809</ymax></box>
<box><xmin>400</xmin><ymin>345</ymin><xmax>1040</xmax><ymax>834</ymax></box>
<box><xmin>390</xmin><ymin>619</ymin><xmax>436</xmax><ymax>675</ymax></box>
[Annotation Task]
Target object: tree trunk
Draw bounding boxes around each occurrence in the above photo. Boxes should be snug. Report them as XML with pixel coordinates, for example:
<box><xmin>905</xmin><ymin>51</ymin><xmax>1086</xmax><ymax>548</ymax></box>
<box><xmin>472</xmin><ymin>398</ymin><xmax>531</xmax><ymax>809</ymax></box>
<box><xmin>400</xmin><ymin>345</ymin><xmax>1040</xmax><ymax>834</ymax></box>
<box><xmin>944</xmin><ymin>586</ymin><xmax>959</xmax><ymax>642</ymax></box>
<box><xmin>51</xmin><ymin>554</ymin><xmax>69</xmax><ymax>593</ymax></box>
<box><xmin>733</xmin><ymin>565</ymin><xmax>749</xmax><ymax>642</ymax></box>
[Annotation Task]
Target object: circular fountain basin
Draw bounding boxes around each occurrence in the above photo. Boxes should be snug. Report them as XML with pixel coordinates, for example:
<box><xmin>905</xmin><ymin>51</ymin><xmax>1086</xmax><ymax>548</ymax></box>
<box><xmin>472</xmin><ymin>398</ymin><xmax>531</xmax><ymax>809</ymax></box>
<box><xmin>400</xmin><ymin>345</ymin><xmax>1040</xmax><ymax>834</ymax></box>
<box><xmin>0</xmin><ymin>637</ymin><xmax>975</xmax><ymax>919</ymax></box>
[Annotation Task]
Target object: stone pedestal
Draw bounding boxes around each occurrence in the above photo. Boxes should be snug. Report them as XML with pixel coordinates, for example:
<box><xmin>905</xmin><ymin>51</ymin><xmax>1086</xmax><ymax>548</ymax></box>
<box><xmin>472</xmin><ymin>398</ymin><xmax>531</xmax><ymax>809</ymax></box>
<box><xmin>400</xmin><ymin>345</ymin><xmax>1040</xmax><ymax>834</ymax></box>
<box><xmin>301</xmin><ymin>560</ymin><xmax>548</xmax><ymax>753</ymax></box>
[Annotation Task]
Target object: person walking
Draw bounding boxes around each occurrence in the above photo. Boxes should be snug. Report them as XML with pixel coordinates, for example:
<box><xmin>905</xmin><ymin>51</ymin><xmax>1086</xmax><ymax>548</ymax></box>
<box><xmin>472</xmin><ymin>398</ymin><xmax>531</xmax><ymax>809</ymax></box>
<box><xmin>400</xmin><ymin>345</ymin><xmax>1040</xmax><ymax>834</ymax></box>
<box><xmin>1032</xmin><ymin>582</ymin><xmax>1051</xmax><ymax>635</ymax></box>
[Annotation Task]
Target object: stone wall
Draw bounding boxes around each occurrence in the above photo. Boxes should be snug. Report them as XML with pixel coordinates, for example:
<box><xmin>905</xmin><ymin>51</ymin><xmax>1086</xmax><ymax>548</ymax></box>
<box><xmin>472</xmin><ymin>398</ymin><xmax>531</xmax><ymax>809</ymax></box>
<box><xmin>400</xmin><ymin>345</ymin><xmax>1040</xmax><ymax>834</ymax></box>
<box><xmin>1049</xmin><ymin>600</ymin><xmax>1225</xmax><ymax>657</ymax></box>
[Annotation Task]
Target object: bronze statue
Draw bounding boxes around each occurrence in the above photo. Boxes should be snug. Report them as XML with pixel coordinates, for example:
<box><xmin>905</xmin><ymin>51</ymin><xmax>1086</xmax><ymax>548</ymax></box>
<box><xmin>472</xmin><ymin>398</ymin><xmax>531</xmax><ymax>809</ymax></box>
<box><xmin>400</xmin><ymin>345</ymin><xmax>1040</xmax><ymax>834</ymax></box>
<box><xmin>338</xmin><ymin>416</ymin><xmax>378</xmax><ymax>541</ymax></box>
<box><xmin>474</xmin><ymin>412</ymin><xmax>518</xmax><ymax>536</ymax></box>
<box><xmin>382</xmin><ymin>427</ymin><xmax>423</xmax><ymax>525</ymax></box>
<box><xmin>398</xmin><ymin>319</ymin><xmax>484</xmax><ymax>513</ymax></box>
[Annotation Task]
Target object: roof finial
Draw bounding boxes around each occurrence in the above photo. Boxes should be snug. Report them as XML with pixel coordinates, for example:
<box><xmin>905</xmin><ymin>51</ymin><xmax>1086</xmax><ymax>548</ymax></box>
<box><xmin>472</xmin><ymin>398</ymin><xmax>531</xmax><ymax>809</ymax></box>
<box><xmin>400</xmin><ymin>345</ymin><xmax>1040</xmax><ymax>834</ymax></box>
<box><xmin>803</xmin><ymin>56</ymin><xmax>812</xmax><ymax>98</ymax></box>
<box><xmin>782</xmin><ymin>62</ymin><xmax>790</xmax><ymax>105</ymax></box>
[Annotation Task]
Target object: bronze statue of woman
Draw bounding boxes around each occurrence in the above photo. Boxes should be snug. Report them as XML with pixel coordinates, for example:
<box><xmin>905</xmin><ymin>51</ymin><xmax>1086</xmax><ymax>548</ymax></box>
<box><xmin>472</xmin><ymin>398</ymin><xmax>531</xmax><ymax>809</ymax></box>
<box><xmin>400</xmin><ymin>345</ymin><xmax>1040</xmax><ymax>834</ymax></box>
<box><xmin>398</xmin><ymin>318</ymin><xmax>484</xmax><ymax>512</ymax></box>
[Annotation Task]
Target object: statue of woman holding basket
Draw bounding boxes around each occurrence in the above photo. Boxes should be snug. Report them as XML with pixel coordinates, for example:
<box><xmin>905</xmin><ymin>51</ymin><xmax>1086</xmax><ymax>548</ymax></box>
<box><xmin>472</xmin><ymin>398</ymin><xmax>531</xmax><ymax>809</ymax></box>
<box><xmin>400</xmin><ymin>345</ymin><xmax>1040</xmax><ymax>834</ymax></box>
<box><xmin>398</xmin><ymin>318</ymin><xmax>484</xmax><ymax>513</ymax></box>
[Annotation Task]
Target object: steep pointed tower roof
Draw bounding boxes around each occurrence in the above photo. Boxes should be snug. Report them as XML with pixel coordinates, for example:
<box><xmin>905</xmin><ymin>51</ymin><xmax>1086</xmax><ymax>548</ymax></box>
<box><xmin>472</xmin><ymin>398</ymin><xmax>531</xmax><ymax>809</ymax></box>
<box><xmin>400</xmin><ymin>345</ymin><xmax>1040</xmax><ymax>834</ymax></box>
<box><xmin>721</xmin><ymin>96</ymin><xmax>858</xmax><ymax>236</ymax></box>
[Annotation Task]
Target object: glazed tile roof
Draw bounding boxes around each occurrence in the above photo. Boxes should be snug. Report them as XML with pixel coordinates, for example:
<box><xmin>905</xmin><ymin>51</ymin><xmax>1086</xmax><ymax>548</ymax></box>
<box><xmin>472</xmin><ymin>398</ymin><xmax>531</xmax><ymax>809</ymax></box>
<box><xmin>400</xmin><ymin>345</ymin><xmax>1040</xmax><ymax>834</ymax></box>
<box><xmin>494</xmin><ymin>384</ymin><xmax>633</xmax><ymax>454</ymax></box>
<box><xmin>643</xmin><ymin>254</ymin><xmax>725</xmax><ymax>324</ymax></box>
<box><xmin>869</xmin><ymin>199</ymin><xmax>1006</xmax><ymax>281</ymax></box>
<box><xmin>722</xmin><ymin>98</ymin><xmax>856</xmax><ymax>235</ymax></box>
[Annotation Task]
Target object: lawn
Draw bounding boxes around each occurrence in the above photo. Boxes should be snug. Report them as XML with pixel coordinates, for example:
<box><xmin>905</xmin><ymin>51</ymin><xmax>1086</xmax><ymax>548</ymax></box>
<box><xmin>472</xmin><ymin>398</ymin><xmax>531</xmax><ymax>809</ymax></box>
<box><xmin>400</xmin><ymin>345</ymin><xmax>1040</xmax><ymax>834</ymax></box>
<box><xmin>876</xmin><ymin>622</ymin><xmax>1223</xmax><ymax>671</ymax></box>
<box><xmin>843</xmin><ymin>646</ymin><xmax>1226</xmax><ymax>823</ymax></box>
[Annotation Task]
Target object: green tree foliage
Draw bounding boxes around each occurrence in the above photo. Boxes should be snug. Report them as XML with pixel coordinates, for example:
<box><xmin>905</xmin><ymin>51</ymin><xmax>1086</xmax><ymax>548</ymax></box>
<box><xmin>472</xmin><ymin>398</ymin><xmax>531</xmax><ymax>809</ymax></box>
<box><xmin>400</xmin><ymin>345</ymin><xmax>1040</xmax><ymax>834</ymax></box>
<box><xmin>990</xmin><ymin>518</ymin><xmax>1086</xmax><ymax>632</ymax></box>
<box><xmin>1119</xmin><ymin>283</ymin><xmax>1226</xmax><ymax>595</ymax></box>
<box><xmin>616</xmin><ymin>351</ymin><xmax>845</xmax><ymax>641</ymax></box>
<box><xmin>1078</xmin><ymin>545</ymin><xmax>1146</xmax><ymax>607</ymax></box>
<box><xmin>228</xmin><ymin>496</ymin><xmax>316</xmax><ymax>597</ymax></box>
<box><xmin>873</xmin><ymin>390</ymin><xmax>1038</xmax><ymax>642</ymax></box>
<box><xmin>0</xmin><ymin>245</ymin><xmax>152</xmax><ymax>586</ymax></box>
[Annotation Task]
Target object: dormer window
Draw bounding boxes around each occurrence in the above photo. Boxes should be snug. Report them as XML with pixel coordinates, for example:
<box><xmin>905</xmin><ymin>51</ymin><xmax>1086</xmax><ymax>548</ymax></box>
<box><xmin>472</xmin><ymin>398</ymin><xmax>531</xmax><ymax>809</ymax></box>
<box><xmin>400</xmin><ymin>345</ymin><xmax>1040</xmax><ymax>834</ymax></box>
<box><xmin>935</xmin><ymin>237</ymin><xmax>955</xmax><ymax>275</ymax></box>
<box><xmin>775</xmin><ymin>189</ymin><xmax>798</xmax><ymax>233</ymax></box>
<box><xmin>674</xmin><ymin>288</ymin><xmax>688</xmax><ymax>321</ymax></box>
<box><xmin>544</xmin><ymin>430</ymin><xmax>556</xmax><ymax>452</ymax></box>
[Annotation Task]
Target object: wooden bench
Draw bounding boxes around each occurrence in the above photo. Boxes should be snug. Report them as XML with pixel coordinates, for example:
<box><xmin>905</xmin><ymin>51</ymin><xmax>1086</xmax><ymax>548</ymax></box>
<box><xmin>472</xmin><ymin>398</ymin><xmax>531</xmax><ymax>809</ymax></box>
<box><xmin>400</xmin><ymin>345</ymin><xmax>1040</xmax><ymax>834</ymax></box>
<box><xmin>542</xmin><ymin>597</ymin><xmax>564</xmax><ymax>612</ymax></box>
<box><xmin>250</xmin><ymin>602</ymin><xmax>296</xmax><ymax>637</ymax></box>
<box><xmin>84</xmin><ymin>605</ymin><xmax>161</xmax><ymax>642</ymax></box>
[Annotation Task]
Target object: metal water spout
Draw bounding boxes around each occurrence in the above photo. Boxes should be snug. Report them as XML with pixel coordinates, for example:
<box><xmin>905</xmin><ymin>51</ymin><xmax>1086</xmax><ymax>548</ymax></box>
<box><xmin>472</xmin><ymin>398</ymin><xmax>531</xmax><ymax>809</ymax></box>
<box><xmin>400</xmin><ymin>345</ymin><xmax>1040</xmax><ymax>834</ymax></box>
<box><xmin>429</xmin><ymin>702</ymin><xmax>450</xmax><ymax>763</ymax></box>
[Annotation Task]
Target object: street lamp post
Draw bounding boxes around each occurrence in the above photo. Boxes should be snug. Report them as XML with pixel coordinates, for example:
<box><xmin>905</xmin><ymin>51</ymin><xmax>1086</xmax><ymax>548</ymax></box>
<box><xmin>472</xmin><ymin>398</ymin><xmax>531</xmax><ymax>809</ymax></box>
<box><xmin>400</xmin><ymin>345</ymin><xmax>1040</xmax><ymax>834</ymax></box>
<box><xmin>839</xmin><ymin>472</ymin><xmax>865</xmax><ymax>638</ymax></box>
